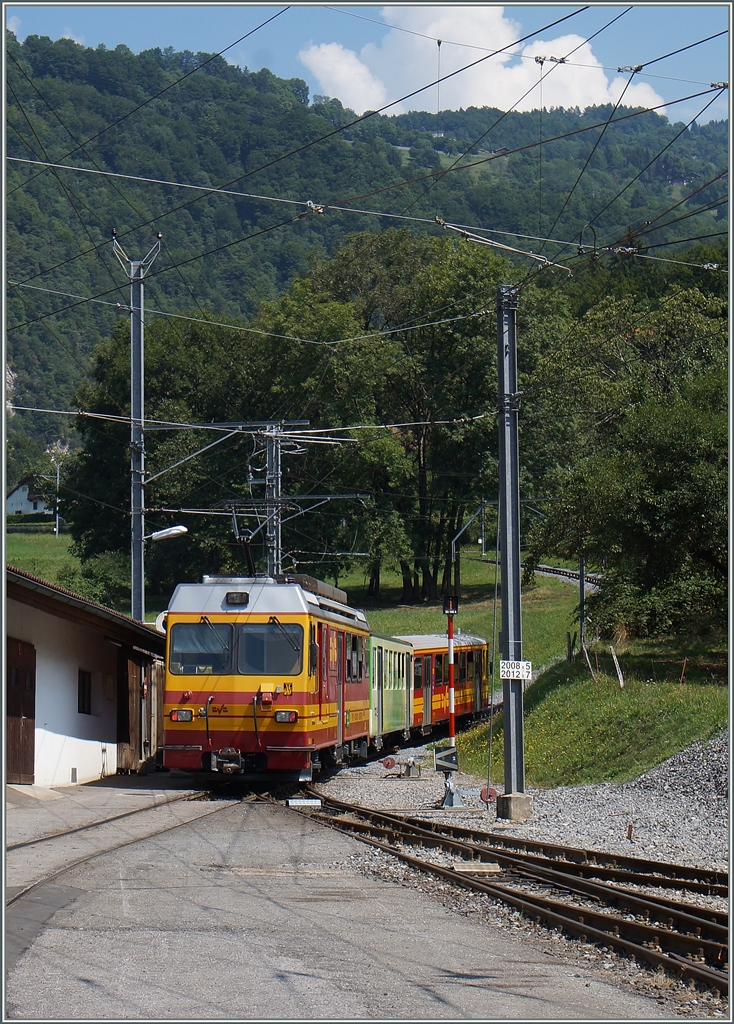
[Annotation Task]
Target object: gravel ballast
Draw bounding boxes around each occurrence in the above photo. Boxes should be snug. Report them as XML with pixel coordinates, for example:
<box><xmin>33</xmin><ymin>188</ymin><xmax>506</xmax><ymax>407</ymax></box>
<box><xmin>311</xmin><ymin>731</ymin><xmax>730</xmax><ymax>1019</ymax></box>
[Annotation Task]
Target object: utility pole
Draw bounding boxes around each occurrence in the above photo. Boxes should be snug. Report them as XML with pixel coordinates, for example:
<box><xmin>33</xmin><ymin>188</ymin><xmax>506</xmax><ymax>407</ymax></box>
<box><xmin>265</xmin><ymin>424</ymin><xmax>282</xmax><ymax>577</ymax></box>
<box><xmin>495</xmin><ymin>284</ymin><xmax>533</xmax><ymax>822</ymax></box>
<box><xmin>113</xmin><ymin>231</ymin><xmax>161</xmax><ymax>622</ymax></box>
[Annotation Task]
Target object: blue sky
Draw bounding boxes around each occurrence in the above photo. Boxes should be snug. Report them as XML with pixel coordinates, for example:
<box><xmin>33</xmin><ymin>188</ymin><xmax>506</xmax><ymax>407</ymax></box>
<box><xmin>5</xmin><ymin>4</ymin><xmax>730</xmax><ymax>123</ymax></box>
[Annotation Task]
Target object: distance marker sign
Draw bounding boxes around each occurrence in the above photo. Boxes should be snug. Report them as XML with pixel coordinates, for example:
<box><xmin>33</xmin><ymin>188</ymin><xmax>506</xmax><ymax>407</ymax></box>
<box><xmin>499</xmin><ymin>660</ymin><xmax>532</xmax><ymax>680</ymax></box>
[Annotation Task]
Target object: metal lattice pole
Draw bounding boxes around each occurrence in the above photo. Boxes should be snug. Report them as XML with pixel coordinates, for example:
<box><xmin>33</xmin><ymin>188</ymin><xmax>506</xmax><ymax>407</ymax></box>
<box><xmin>496</xmin><ymin>284</ymin><xmax>531</xmax><ymax>816</ymax></box>
<box><xmin>265</xmin><ymin>424</ymin><xmax>282</xmax><ymax>577</ymax></box>
<box><xmin>113</xmin><ymin>233</ymin><xmax>160</xmax><ymax>621</ymax></box>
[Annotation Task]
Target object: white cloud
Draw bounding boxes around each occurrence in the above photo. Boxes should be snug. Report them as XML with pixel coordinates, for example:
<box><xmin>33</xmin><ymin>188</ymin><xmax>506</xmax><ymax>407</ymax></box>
<box><xmin>301</xmin><ymin>6</ymin><xmax>665</xmax><ymax>116</ymax></box>
<box><xmin>7</xmin><ymin>15</ymin><xmax>21</xmax><ymax>36</ymax></box>
<box><xmin>299</xmin><ymin>42</ymin><xmax>390</xmax><ymax>114</ymax></box>
<box><xmin>61</xmin><ymin>26</ymin><xmax>85</xmax><ymax>45</ymax></box>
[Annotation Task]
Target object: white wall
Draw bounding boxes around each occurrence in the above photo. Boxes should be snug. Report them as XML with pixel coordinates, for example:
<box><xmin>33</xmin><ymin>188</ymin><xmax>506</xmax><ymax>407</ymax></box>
<box><xmin>6</xmin><ymin>483</ymin><xmax>48</xmax><ymax>515</ymax></box>
<box><xmin>6</xmin><ymin>600</ymin><xmax>119</xmax><ymax>787</ymax></box>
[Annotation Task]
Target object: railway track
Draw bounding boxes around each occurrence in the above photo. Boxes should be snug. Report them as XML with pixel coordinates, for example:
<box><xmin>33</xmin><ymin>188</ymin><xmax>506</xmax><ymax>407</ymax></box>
<box><xmin>529</xmin><ymin>563</ymin><xmax>603</xmax><ymax>586</ymax></box>
<box><xmin>298</xmin><ymin>790</ymin><xmax>728</xmax><ymax>996</ymax></box>
<box><xmin>5</xmin><ymin>785</ymin><xmax>254</xmax><ymax>909</ymax></box>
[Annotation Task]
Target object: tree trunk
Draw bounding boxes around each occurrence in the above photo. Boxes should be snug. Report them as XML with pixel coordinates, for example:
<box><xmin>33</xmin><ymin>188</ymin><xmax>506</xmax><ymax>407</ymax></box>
<box><xmin>367</xmin><ymin>561</ymin><xmax>380</xmax><ymax>601</ymax></box>
<box><xmin>400</xmin><ymin>560</ymin><xmax>415</xmax><ymax>603</ymax></box>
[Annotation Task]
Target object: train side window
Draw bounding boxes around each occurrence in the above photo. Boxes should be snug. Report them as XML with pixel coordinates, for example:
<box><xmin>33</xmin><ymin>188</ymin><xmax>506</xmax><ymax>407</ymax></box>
<box><xmin>413</xmin><ymin>657</ymin><xmax>423</xmax><ymax>690</ymax></box>
<box><xmin>459</xmin><ymin>651</ymin><xmax>467</xmax><ymax>683</ymax></box>
<box><xmin>351</xmin><ymin>635</ymin><xmax>359</xmax><ymax>682</ymax></box>
<box><xmin>345</xmin><ymin>633</ymin><xmax>352</xmax><ymax>681</ymax></box>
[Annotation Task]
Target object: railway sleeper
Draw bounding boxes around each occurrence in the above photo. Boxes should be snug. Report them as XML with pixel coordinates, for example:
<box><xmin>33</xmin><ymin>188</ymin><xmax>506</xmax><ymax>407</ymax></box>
<box><xmin>324</xmin><ymin>826</ymin><xmax>729</xmax><ymax>996</ymax></box>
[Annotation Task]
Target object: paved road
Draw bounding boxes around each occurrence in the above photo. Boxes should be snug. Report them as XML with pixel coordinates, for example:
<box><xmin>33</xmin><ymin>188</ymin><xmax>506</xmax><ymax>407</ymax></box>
<box><xmin>6</xmin><ymin>800</ymin><xmax>669</xmax><ymax>1020</ymax></box>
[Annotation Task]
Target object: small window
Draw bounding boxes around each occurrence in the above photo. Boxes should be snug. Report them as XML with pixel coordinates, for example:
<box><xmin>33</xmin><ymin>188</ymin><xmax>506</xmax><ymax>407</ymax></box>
<box><xmin>78</xmin><ymin>669</ymin><xmax>92</xmax><ymax>715</ymax></box>
<box><xmin>414</xmin><ymin>658</ymin><xmax>423</xmax><ymax>691</ymax></box>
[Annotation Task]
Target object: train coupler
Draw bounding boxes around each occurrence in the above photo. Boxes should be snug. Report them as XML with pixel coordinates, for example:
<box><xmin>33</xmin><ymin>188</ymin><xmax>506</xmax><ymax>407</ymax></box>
<box><xmin>211</xmin><ymin>748</ymin><xmax>243</xmax><ymax>774</ymax></box>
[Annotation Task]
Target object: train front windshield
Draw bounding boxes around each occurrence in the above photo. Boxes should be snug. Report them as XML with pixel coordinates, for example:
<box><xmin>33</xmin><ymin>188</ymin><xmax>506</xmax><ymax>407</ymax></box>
<box><xmin>237</xmin><ymin>623</ymin><xmax>303</xmax><ymax>675</ymax></box>
<box><xmin>169</xmin><ymin>621</ymin><xmax>303</xmax><ymax>676</ymax></box>
<box><xmin>169</xmin><ymin>622</ymin><xmax>232</xmax><ymax>674</ymax></box>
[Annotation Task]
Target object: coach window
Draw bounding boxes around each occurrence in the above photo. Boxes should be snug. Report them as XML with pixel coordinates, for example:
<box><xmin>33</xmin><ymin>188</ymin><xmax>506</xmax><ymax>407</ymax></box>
<box><xmin>170</xmin><ymin>622</ymin><xmax>232</xmax><ymax>674</ymax></box>
<box><xmin>467</xmin><ymin>650</ymin><xmax>475</xmax><ymax>682</ymax></box>
<box><xmin>414</xmin><ymin>657</ymin><xmax>423</xmax><ymax>690</ymax></box>
<box><xmin>351</xmin><ymin>635</ymin><xmax>359</xmax><ymax>682</ymax></box>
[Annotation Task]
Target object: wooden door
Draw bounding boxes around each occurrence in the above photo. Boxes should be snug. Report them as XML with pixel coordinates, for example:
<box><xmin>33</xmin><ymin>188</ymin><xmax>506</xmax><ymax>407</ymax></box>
<box><xmin>116</xmin><ymin>647</ymin><xmax>142</xmax><ymax>771</ymax></box>
<box><xmin>7</xmin><ymin>637</ymin><xmax>36</xmax><ymax>784</ymax></box>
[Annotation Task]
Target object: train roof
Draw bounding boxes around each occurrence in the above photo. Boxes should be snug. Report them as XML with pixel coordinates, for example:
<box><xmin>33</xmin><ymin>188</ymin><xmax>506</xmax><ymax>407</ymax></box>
<box><xmin>396</xmin><ymin>633</ymin><xmax>487</xmax><ymax>651</ymax></box>
<box><xmin>167</xmin><ymin>575</ymin><xmax>368</xmax><ymax>628</ymax></box>
<box><xmin>369</xmin><ymin>632</ymin><xmax>413</xmax><ymax>649</ymax></box>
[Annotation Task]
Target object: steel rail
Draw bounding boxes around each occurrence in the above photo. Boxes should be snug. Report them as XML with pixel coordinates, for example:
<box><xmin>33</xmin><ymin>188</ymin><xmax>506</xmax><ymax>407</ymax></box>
<box><xmin>312</xmin><ymin>791</ymin><xmax>727</xmax><ymax>891</ymax></box>
<box><xmin>6</xmin><ymin>787</ymin><xmax>221</xmax><ymax>851</ymax></box>
<box><xmin>6</xmin><ymin>792</ymin><xmax>255</xmax><ymax>908</ymax></box>
<box><xmin>304</xmin><ymin>813</ymin><xmax>728</xmax><ymax>995</ymax></box>
<box><xmin>301</xmin><ymin>792</ymin><xmax>728</xmax><ymax>993</ymax></box>
<box><xmin>400</xmin><ymin>813</ymin><xmax>728</xmax><ymax>886</ymax></box>
<box><xmin>309</xmin><ymin>810</ymin><xmax>727</xmax><ymax>944</ymax></box>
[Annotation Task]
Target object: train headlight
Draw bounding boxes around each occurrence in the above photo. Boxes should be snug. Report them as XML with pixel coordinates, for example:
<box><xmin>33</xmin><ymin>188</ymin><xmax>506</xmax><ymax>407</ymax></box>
<box><xmin>170</xmin><ymin>708</ymin><xmax>194</xmax><ymax>722</ymax></box>
<box><xmin>274</xmin><ymin>710</ymin><xmax>298</xmax><ymax>723</ymax></box>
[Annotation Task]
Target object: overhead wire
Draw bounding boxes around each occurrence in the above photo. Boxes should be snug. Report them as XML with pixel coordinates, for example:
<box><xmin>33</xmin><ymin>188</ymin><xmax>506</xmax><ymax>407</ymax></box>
<box><xmin>8</xmin><ymin>154</ymin><xmax>724</xmax><ymax>280</ymax></box>
<box><xmin>7</xmin><ymin>7</ymin><xmax>291</xmax><ymax>197</ymax></box>
<box><xmin>398</xmin><ymin>6</ymin><xmax>633</xmax><ymax>220</ymax></box>
<box><xmin>8</xmin><ymin>80</ymin><xmax>722</xmax><ymax>338</ymax></box>
<box><xmin>6</xmin><ymin>5</ymin><xmax>591</xmax><ymax>290</ymax></box>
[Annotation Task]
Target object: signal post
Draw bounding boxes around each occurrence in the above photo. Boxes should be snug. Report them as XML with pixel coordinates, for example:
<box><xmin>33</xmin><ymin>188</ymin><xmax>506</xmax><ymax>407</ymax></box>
<box><xmin>435</xmin><ymin>593</ymin><xmax>462</xmax><ymax>808</ymax></box>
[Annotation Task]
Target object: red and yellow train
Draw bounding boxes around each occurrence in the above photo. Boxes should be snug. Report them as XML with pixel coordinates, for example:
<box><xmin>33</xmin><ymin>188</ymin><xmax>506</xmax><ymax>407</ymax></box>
<box><xmin>161</xmin><ymin>573</ymin><xmax>490</xmax><ymax>781</ymax></box>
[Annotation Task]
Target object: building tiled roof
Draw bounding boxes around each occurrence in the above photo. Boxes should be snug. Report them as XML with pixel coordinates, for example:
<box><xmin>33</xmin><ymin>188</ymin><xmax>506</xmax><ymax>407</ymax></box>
<box><xmin>6</xmin><ymin>565</ymin><xmax>165</xmax><ymax>655</ymax></box>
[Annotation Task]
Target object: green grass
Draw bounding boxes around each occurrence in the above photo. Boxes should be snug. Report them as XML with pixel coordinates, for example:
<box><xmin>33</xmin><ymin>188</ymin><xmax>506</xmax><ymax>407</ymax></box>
<box><xmin>459</xmin><ymin>635</ymin><xmax>728</xmax><ymax>787</ymax></box>
<box><xmin>5</xmin><ymin>532</ymin><xmax>79</xmax><ymax>586</ymax></box>
<box><xmin>339</xmin><ymin>553</ymin><xmax>580</xmax><ymax>672</ymax></box>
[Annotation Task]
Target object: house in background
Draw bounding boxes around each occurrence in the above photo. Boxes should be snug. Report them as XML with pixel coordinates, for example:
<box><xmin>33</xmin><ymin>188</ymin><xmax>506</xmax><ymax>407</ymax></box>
<box><xmin>6</xmin><ymin>476</ymin><xmax>49</xmax><ymax>515</ymax></box>
<box><xmin>6</xmin><ymin>566</ymin><xmax>165</xmax><ymax>787</ymax></box>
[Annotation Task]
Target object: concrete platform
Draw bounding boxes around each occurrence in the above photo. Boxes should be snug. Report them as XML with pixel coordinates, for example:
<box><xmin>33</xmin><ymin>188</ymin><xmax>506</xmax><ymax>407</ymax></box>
<box><xmin>6</xmin><ymin>771</ymin><xmax>202</xmax><ymax>848</ymax></box>
<box><xmin>6</xmin><ymin>801</ymin><xmax>670</xmax><ymax>1020</ymax></box>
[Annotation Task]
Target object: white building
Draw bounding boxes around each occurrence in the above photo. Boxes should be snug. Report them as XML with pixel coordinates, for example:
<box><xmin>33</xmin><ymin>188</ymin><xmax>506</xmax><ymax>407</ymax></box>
<box><xmin>6</xmin><ymin>476</ymin><xmax>49</xmax><ymax>515</ymax></box>
<box><xmin>6</xmin><ymin>566</ymin><xmax>165</xmax><ymax>787</ymax></box>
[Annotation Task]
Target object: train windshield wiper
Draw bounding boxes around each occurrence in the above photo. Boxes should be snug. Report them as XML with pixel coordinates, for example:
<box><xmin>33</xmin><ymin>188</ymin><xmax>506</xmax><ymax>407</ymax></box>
<box><xmin>268</xmin><ymin>615</ymin><xmax>301</xmax><ymax>651</ymax></box>
<box><xmin>200</xmin><ymin>615</ymin><xmax>229</xmax><ymax>651</ymax></box>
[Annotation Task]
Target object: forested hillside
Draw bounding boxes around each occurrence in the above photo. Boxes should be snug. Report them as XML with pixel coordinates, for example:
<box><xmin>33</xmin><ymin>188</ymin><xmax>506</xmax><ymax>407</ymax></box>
<box><xmin>6</xmin><ymin>32</ymin><xmax>727</xmax><ymax>458</ymax></box>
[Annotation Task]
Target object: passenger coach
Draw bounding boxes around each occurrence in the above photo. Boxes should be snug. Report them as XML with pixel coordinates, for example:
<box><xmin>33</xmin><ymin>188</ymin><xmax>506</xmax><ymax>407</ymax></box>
<box><xmin>162</xmin><ymin>574</ymin><xmax>491</xmax><ymax>781</ymax></box>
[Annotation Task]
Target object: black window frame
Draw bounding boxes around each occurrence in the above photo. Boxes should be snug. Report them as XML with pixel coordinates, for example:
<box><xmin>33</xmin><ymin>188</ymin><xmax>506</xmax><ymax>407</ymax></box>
<box><xmin>78</xmin><ymin>669</ymin><xmax>92</xmax><ymax>715</ymax></box>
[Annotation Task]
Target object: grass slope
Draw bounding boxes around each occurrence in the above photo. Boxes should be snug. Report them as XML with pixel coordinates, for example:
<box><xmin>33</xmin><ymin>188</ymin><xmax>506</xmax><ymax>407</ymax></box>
<box><xmin>459</xmin><ymin>637</ymin><xmax>728</xmax><ymax>787</ymax></box>
<box><xmin>5</xmin><ymin>532</ymin><xmax>78</xmax><ymax>586</ymax></box>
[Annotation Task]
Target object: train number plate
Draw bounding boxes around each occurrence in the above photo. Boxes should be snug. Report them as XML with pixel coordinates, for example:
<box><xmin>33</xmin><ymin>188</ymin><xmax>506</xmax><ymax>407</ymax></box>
<box><xmin>499</xmin><ymin>660</ymin><xmax>532</xmax><ymax>680</ymax></box>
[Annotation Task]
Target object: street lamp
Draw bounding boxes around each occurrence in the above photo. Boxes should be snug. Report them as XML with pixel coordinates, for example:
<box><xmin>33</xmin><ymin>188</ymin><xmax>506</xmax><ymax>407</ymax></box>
<box><xmin>134</xmin><ymin>525</ymin><xmax>188</xmax><ymax>622</ymax></box>
<box><xmin>145</xmin><ymin>525</ymin><xmax>188</xmax><ymax>542</ymax></box>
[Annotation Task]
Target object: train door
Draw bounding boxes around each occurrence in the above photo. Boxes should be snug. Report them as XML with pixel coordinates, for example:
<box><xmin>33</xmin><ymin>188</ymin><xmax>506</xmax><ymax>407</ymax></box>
<box><xmin>474</xmin><ymin>649</ymin><xmax>483</xmax><ymax>711</ymax></box>
<box><xmin>403</xmin><ymin>652</ymin><xmax>411</xmax><ymax>738</ymax></box>
<box><xmin>336</xmin><ymin>631</ymin><xmax>344</xmax><ymax>747</ymax></box>
<box><xmin>423</xmin><ymin>654</ymin><xmax>432</xmax><ymax>726</ymax></box>
<box><xmin>317</xmin><ymin>623</ymin><xmax>326</xmax><ymax>721</ymax></box>
<box><xmin>376</xmin><ymin>645</ymin><xmax>384</xmax><ymax>738</ymax></box>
